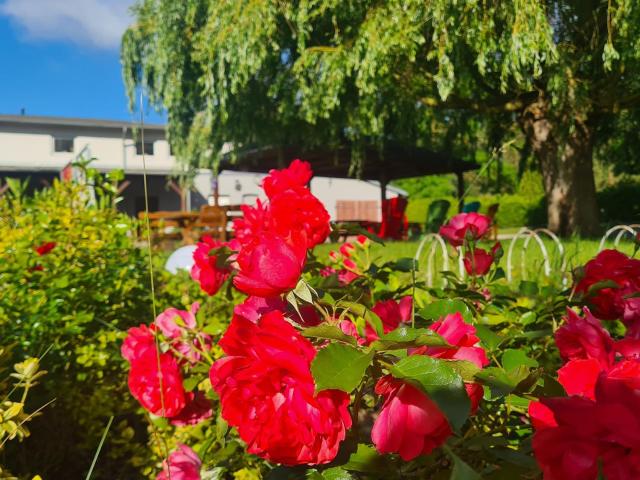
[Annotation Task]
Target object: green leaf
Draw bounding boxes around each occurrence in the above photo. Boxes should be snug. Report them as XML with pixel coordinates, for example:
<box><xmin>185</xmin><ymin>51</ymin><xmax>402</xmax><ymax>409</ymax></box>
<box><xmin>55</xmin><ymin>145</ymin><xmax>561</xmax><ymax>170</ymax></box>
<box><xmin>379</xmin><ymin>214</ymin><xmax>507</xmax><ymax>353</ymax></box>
<box><xmin>343</xmin><ymin>444</ymin><xmax>389</xmax><ymax>474</ymax></box>
<box><xmin>419</xmin><ymin>299</ymin><xmax>473</xmax><ymax>324</ymax></box>
<box><xmin>475</xmin><ymin>366</ymin><xmax>531</xmax><ymax>398</ymax></box>
<box><xmin>293</xmin><ymin>279</ymin><xmax>314</xmax><ymax>304</ymax></box>
<box><xmin>502</xmin><ymin>349</ymin><xmax>538</xmax><ymax>372</ymax></box>
<box><xmin>311</xmin><ymin>344</ymin><xmax>374</xmax><ymax>392</ymax></box>
<box><xmin>473</xmin><ymin>325</ymin><xmax>504</xmax><ymax>351</ymax></box>
<box><xmin>182</xmin><ymin>376</ymin><xmax>200</xmax><ymax>392</ymax></box>
<box><xmin>302</xmin><ymin>324</ymin><xmax>357</xmax><ymax>346</ymax></box>
<box><xmin>518</xmin><ymin>280</ymin><xmax>539</xmax><ymax>297</ymax></box>
<box><xmin>338</xmin><ymin>301</ymin><xmax>384</xmax><ymax>337</ymax></box>
<box><xmin>370</xmin><ymin>326</ymin><xmax>448</xmax><ymax>351</ymax></box>
<box><xmin>390</xmin><ymin>355</ymin><xmax>470</xmax><ymax>431</ymax></box>
<box><xmin>321</xmin><ymin>467</ymin><xmax>354</xmax><ymax>480</ymax></box>
<box><xmin>266</xmin><ymin>466</ymin><xmax>309</xmax><ymax>480</ymax></box>
<box><xmin>384</xmin><ymin>257</ymin><xmax>416</xmax><ymax>272</ymax></box>
<box><xmin>519</xmin><ymin>311</ymin><xmax>537</xmax><ymax>326</ymax></box>
<box><xmin>445</xmin><ymin>447</ymin><xmax>482</xmax><ymax>480</ymax></box>
<box><xmin>585</xmin><ymin>279</ymin><xmax>620</xmax><ymax>297</ymax></box>
<box><xmin>447</xmin><ymin>360</ymin><xmax>482</xmax><ymax>382</ymax></box>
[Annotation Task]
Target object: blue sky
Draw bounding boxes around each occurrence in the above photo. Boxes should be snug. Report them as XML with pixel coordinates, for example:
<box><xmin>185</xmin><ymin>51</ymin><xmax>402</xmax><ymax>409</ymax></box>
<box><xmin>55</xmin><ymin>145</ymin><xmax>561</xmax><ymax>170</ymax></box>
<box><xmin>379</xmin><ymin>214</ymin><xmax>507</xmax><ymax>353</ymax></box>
<box><xmin>0</xmin><ymin>0</ymin><xmax>165</xmax><ymax>123</ymax></box>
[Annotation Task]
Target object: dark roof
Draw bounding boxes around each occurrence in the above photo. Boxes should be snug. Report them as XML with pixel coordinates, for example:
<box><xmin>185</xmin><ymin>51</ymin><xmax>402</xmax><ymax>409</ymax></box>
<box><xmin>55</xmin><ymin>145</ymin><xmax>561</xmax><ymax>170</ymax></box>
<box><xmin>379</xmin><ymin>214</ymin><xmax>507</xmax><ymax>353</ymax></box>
<box><xmin>0</xmin><ymin>114</ymin><xmax>166</xmax><ymax>131</ymax></box>
<box><xmin>220</xmin><ymin>144</ymin><xmax>477</xmax><ymax>181</ymax></box>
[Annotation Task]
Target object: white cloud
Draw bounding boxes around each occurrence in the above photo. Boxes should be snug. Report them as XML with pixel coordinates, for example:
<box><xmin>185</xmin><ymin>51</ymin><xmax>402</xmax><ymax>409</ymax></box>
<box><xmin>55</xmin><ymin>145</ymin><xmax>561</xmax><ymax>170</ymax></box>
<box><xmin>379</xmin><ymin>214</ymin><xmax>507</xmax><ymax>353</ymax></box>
<box><xmin>0</xmin><ymin>0</ymin><xmax>135</xmax><ymax>50</ymax></box>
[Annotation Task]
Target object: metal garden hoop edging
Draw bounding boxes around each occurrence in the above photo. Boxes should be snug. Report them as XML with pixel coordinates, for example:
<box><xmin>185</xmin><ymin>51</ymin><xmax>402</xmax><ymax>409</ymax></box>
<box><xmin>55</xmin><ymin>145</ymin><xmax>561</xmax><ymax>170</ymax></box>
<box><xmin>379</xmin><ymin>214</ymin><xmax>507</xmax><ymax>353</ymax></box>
<box><xmin>414</xmin><ymin>233</ymin><xmax>450</xmax><ymax>287</ymax></box>
<box><xmin>506</xmin><ymin>227</ymin><xmax>560</xmax><ymax>283</ymax></box>
<box><xmin>599</xmin><ymin>224</ymin><xmax>640</xmax><ymax>252</ymax></box>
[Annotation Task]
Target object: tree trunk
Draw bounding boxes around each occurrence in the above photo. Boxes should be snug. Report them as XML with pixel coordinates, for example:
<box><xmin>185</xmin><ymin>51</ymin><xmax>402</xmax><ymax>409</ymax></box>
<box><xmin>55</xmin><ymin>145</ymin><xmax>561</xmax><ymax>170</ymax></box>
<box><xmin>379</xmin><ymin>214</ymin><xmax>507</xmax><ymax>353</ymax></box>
<box><xmin>521</xmin><ymin>99</ymin><xmax>600</xmax><ymax>237</ymax></box>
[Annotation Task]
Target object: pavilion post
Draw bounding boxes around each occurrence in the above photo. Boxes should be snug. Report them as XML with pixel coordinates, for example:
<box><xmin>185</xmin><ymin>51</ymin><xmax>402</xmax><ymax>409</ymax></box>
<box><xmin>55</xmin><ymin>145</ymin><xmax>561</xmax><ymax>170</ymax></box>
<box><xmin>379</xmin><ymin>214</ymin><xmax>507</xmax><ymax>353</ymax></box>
<box><xmin>212</xmin><ymin>173</ymin><xmax>219</xmax><ymax>207</ymax></box>
<box><xmin>380</xmin><ymin>174</ymin><xmax>388</xmax><ymax>223</ymax></box>
<box><xmin>456</xmin><ymin>171</ymin><xmax>464</xmax><ymax>212</ymax></box>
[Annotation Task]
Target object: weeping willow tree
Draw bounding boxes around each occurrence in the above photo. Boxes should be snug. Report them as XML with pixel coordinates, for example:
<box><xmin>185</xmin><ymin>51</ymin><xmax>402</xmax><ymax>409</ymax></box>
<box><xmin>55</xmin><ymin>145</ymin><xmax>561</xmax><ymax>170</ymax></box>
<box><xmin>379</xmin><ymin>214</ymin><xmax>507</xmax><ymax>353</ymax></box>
<box><xmin>122</xmin><ymin>0</ymin><xmax>640</xmax><ymax>236</ymax></box>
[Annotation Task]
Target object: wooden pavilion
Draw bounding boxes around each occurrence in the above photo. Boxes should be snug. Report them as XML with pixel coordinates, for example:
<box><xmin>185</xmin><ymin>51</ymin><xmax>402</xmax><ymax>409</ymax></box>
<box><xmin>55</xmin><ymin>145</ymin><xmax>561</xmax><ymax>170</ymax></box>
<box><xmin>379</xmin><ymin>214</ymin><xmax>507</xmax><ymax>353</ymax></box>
<box><xmin>218</xmin><ymin>143</ymin><xmax>478</xmax><ymax>211</ymax></box>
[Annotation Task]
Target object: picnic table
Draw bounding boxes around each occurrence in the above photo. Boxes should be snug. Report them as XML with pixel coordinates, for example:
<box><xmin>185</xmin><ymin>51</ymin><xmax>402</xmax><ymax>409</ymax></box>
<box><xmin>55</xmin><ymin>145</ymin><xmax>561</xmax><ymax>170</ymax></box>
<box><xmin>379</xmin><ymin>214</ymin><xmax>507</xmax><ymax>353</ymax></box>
<box><xmin>138</xmin><ymin>210</ymin><xmax>200</xmax><ymax>243</ymax></box>
<box><xmin>138</xmin><ymin>205</ymin><xmax>244</xmax><ymax>244</ymax></box>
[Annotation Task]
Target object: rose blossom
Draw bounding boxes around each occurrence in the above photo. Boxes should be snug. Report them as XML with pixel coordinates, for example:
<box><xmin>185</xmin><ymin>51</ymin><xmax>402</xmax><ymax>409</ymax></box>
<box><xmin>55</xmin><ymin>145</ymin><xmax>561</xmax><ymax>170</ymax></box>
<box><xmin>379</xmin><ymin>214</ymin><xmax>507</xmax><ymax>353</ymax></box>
<box><xmin>121</xmin><ymin>324</ymin><xmax>157</xmax><ymax>363</ymax></box>
<box><xmin>574</xmin><ymin>249</ymin><xmax>640</xmax><ymax>333</ymax></box>
<box><xmin>35</xmin><ymin>241</ymin><xmax>56</xmax><ymax>256</ymax></box>
<box><xmin>555</xmin><ymin>308</ymin><xmax>615</xmax><ymax>369</ymax></box>
<box><xmin>154</xmin><ymin>303</ymin><xmax>210</xmax><ymax>363</ymax></box>
<box><xmin>169</xmin><ymin>391</ymin><xmax>213</xmax><ymax>427</ymax></box>
<box><xmin>127</xmin><ymin>350</ymin><xmax>186</xmax><ymax>417</ymax></box>
<box><xmin>371</xmin><ymin>376</ymin><xmax>452</xmax><ymax>461</ymax></box>
<box><xmin>269</xmin><ymin>187</ymin><xmax>331</xmax><ymax>248</ymax></box>
<box><xmin>262</xmin><ymin>159</ymin><xmax>313</xmax><ymax>199</ymax></box>
<box><xmin>439</xmin><ymin>213</ymin><xmax>491</xmax><ymax>247</ymax></box>
<box><xmin>412</xmin><ymin>312</ymin><xmax>489</xmax><ymax>368</ymax></box>
<box><xmin>209</xmin><ymin>310</ymin><xmax>351</xmax><ymax>465</ymax></box>
<box><xmin>157</xmin><ymin>443</ymin><xmax>201</xmax><ymax>480</ymax></box>
<box><xmin>530</xmin><ymin>374</ymin><xmax>640</xmax><ymax>480</ymax></box>
<box><xmin>233</xmin><ymin>295</ymin><xmax>287</xmax><ymax>323</ymax></box>
<box><xmin>190</xmin><ymin>236</ymin><xmax>231</xmax><ymax>296</ymax></box>
<box><xmin>463</xmin><ymin>242</ymin><xmax>501</xmax><ymax>276</ymax></box>
<box><xmin>233</xmin><ymin>232</ymin><xmax>307</xmax><ymax>297</ymax></box>
<box><xmin>371</xmin><ymin>311</ymin><xmax>488</xmax><ymax>460</ymax></box>
<box><xmin>340</xmin><ymin>297</ymin><xmax>413</xmax><ymax>345</ymax></box>
<box><xmin>155</xmin><ymin>303</ymin><xmax>199</xmax><ymax>339</ymax></box>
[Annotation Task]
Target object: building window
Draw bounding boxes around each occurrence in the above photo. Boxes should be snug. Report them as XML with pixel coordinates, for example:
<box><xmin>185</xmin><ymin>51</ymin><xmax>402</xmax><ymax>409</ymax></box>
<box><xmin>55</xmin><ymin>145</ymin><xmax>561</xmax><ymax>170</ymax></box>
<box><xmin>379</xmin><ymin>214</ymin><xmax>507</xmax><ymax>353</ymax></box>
<box><xmin>54</xmin><ymin>138</ymin><xmax>74</xmax><ymax>153</ymax></box>
<box><xmin>135</xmin><ymin>140</ymin><xmax>154</xmax><ymax>156</ymax></box>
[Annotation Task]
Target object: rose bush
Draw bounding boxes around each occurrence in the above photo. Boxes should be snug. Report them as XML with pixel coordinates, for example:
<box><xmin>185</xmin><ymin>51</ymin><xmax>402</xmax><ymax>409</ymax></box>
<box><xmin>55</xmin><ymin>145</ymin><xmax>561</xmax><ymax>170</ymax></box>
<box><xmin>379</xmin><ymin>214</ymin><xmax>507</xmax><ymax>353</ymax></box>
<box><xmin>116</xmin><ymin>160</ymin><xmax>640</xmax><ymax>480</ymax></box>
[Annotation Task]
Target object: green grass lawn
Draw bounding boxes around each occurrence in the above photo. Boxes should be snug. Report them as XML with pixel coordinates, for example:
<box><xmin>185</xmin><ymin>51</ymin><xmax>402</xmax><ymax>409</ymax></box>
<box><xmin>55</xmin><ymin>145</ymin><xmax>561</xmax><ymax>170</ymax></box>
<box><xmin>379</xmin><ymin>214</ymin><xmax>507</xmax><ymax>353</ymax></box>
<box><xmin>314</xmin><ymin>235</ymin><xmax>637</xmax><ymax>286</ymax></box>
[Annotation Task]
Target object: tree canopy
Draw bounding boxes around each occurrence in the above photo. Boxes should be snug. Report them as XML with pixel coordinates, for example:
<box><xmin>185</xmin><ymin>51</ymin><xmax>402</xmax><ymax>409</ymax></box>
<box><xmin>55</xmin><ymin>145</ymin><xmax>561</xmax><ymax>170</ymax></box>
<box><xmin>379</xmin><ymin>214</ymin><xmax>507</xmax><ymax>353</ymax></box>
<box><xmin>123</xmin><ymin>0</ymin><xmax>640</xmax><ymax>234</ymax></box>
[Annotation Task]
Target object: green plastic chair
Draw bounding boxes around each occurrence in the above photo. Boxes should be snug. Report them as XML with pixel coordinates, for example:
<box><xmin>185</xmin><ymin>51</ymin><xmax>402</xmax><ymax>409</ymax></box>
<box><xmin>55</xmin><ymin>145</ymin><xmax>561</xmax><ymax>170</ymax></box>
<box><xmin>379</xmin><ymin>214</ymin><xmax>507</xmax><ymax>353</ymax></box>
<box><xmin>462</xmin><ymin>201</ymin><xmax>481</xmax><ymax>213</ymax></box>
<box><xmin>425</xmin><ymin>199</ymin><xmax>451</xmax><ymax>233</ymax></box>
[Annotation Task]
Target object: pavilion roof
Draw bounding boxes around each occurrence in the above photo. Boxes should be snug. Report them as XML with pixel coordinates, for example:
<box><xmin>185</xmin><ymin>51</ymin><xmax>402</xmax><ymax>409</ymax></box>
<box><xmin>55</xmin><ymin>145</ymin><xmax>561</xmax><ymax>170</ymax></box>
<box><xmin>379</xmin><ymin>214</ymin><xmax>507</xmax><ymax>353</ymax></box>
<box><xmin>219</xmin><ymin>143</ymin><xmax>478</xmax><ymax>181</ymax></box>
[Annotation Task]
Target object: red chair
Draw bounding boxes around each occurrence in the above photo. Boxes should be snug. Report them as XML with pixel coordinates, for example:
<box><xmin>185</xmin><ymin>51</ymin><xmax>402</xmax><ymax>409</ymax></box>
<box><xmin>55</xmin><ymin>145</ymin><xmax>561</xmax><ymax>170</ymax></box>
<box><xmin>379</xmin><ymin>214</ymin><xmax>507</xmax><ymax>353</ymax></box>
<box><xmin>378</xmin><ymin>196</ymin><xmax>408</xmax><ymax>240</ymax></box>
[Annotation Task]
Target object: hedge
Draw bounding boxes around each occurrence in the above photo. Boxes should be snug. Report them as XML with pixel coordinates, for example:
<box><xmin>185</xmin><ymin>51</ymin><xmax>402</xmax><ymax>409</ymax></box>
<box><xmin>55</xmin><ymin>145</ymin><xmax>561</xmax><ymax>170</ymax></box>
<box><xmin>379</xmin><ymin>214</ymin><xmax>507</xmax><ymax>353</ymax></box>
<box><xmin>407</xmin><ymin>181</ymin><xmax>640</xmax><ymax>229</ymax></box>
<box><xmin>406</xmin><ymin>194</ymin><xmax>546</xmax><ymax>228</ymax></box>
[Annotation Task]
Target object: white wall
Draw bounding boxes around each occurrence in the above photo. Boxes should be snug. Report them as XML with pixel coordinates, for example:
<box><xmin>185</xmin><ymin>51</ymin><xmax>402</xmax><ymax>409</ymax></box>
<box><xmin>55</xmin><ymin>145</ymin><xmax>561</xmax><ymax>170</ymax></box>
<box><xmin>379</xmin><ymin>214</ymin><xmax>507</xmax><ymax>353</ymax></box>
<box><xmin>0</xmin><ymin>128</ymin><xmax>174</xmax><ymax>174</ymax></box>
<box><xmin>192</xmin><ymin>170</ymin><xmax>404</xmax><ymax>220</ymax></box>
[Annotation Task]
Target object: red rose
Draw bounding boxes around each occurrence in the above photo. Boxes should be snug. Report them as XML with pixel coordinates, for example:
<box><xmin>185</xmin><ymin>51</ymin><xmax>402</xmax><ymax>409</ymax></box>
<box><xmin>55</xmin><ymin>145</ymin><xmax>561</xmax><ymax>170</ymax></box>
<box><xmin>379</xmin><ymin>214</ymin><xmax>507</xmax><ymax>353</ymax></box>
<box><xmin>233</xmin><ymin>232</ymin><xmax>307</xmax><ymax>297</ymax></box>
<box><xmin>127</xmin><ymin>350</ymin><xmax>187</xmax><ymax>417</ymax></box>
<box><xmin>530</xmin><ymin>374</ymin><xmax>640</xmax><ymax>480</ymax></box>
<box><xmin>233</xmin><ymin>295</ymin><xmax>287</xmax><ymax>323</ymax></box>
<box><xmin>190</xmin><ymin>236</ymin><xmax>231</xmax><ymax>296</ymax></box>
<box><xmin>412</xmin><ymin>312</ymin><xmax>489</xmax><ymax>368</ymax></box>
<box><xmin>529</xmin><ymin>396</ymin><xmax>601</xmax><ymax>480</ymax></box>
<box><xmin>574</xmin><ymin>249</ymin><xmax>640</xmax><ymax>326</ymax></box>
<box><xmin>209</xmin><ymin>311</ymin><xmax>351</xmax><ymax>465</ymax></box>
<box><xmin>340</xmin><ymin>296</ymin><xmax>413</xmax><ymax>345</ymax></box>
<box><xmin>555</xmin><ymin>308</ymin><xmax>615</xmax><ymax>369</ymax></box>
<box><xmin>463</xmin><ymin>247</ymin><xmax>494</xmax><ymax>276</ymax></box>
<box><xmin>121</xmin><ymin>324</ymin><xmax>157</xmax><ymax>363</ymax></box>
<box><xmin>34</xmin><ymin>241</ymin><xmax>56</xmax><ymax>256</ymax></box>
<box><xmin>269</xmin><ymin>187</ymin><xmax>331</xmax><ymax>248</ymax></box>
<box><xmin>557</xmin><ymin>358</ymin><xmax>602</xmax><ymax>399</ymax></box>
<box><xmin>169</xmin><ymin>391</ymin><xmax>213</xmax><ymax>427</ymax></box>
<box><xmin>232</xmin><ymin>200</ymin><xmax>271</xmax><ymax>247</ymax></box>
<box><xmin>157</xmin><ymin>443</ymin><xmax>201</xmax><ymax>480</ymax></box>
<box><xmin>262</xmin><ymin>159</ymin><xmax>312</xmax><ymax>199</ymax></box>
<box><xmin>371</xmin><ymin>376</ymin><xmax>452</xmax><ymax>461</ymax></box>
<box><xmin>154</xmin><ymin>303</ymin><xmax>210</xmax><ymax>364</ymax></box>
<box><xmin>439</xmin><ymin>213</ymin><xmax>491</xmax><ymax>247</ymax></box>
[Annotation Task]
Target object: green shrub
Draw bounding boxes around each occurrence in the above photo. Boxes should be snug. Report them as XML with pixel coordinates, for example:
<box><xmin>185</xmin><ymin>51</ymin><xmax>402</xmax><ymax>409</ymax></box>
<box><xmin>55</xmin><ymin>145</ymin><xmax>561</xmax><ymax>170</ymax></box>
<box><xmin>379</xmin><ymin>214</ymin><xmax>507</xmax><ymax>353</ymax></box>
<box><xmin>0</xmin><ymin>176</ymin><xmax>154</xmax><ymax>478</ymax></box>
<box><xmin>597</xmin><ymin>180</ymin><xmax>640</xmax><ymax>225</ymax></box>
<box><xmin>0</xmin><ymin>170</ymin><xmax>252</xmax><ymax>478</ymax></box>
<box><xmin>406</xmin><ymin>194</ymin><xmax>546</xmax><ymax>228</ymax></box>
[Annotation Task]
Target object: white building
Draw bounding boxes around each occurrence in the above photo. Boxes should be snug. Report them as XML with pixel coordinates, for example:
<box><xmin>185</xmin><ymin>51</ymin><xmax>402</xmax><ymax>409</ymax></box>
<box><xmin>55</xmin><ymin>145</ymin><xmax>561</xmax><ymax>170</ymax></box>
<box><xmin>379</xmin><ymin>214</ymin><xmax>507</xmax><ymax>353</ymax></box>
<box><xmin>0</xmin><ymin>114</ymin><xmax>404</xmax><ymax>219</ymax></box>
